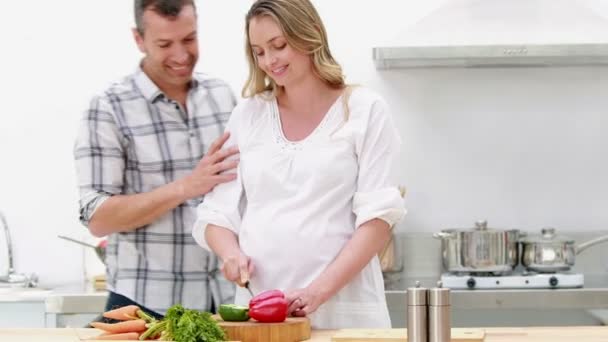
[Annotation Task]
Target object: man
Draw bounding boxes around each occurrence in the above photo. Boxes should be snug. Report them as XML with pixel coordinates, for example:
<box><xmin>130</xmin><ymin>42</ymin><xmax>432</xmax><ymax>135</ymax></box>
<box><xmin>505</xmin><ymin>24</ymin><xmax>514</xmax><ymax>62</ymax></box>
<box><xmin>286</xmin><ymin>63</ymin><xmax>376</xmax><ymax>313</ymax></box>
<box><xmin>74</xmin><ymin>0</ymin><xmax>237</xmax><ymax>318</ymax></box>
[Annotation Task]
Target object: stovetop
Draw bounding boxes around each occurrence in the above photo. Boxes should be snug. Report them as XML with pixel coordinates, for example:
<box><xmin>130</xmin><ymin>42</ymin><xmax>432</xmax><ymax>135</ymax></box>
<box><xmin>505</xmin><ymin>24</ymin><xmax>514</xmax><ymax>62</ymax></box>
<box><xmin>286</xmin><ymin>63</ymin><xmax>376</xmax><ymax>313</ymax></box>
<box><xmin>440</xmin><ymin>272</ymin><xmax>584</xmax><ymax>289</ymax></box>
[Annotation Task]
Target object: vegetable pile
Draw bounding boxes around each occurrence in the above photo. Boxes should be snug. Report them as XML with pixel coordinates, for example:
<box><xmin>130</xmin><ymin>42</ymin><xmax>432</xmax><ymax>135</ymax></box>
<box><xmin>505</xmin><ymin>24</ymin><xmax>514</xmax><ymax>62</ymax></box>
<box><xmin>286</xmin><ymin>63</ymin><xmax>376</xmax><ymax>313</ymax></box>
<box><xmin>90</xmin><ymin>304</ymin><xmax>225</xmax><ymax>341</ymax></box>
<box><xmin>90</xmin><ymin>289</ymin><xmax>290</xmax><ymax>340</ymax></box>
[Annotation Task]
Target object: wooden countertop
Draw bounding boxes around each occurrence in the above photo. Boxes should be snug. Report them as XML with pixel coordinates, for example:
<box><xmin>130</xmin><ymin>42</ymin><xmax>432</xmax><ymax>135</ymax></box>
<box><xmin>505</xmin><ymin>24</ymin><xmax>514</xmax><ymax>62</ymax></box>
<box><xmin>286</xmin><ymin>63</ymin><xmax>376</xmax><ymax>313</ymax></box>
<box><xmin>311</xmin><ymin>327</ymin><xmax>608</xmax><ymax>341</ymax></box>
<box><xmin>1</xmin><ymin>326</ymin><xmax>607</xmax><ymax>341</ymax></box>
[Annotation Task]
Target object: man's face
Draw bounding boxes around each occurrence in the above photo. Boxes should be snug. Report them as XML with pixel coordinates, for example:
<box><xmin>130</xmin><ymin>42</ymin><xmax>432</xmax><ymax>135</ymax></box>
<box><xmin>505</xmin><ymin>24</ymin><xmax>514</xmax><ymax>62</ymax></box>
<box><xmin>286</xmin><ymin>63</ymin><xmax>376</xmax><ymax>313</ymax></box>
<box><xmin>134</xmin><ymin>5</ymin><xmax>198</xmax><ymax>89</ymax></box>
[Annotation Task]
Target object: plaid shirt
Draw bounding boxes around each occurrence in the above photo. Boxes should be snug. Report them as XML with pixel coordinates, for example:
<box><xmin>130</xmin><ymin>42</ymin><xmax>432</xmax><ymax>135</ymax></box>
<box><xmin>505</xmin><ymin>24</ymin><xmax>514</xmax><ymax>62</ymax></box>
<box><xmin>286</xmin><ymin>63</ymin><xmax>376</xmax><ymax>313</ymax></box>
<box><xmin>74</xmin><ymin>67</ymin><xmax>236</xmax><ymax>314</ymax></box>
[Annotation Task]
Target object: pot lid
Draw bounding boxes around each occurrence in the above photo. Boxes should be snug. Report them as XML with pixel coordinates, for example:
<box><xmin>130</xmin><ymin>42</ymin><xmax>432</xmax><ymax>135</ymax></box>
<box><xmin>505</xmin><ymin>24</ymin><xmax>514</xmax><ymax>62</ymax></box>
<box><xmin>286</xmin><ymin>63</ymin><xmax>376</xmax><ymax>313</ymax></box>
<box><xmin>521</xmin><ymin>227</ymin><xmax>575</xmax><ymax>244</ymax></box>
<box><xmin>445</xmin><ymin>220</ymin><xmax>518</xmax><ymax>233</ymax></box>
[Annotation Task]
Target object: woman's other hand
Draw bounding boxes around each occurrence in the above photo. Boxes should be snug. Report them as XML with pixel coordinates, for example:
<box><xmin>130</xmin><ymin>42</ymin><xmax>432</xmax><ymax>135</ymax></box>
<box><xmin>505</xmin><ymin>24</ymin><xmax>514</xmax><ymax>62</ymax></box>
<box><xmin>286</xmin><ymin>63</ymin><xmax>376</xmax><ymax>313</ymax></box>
<box><xmin>284</xmin><ymin>286</ymin><xmax>326</xmax><ymax>317</ymax></box>
<box><xmin>221</xmin><ymin>252</ymin><xmax>254</xmax><ymax>287</ymax></box>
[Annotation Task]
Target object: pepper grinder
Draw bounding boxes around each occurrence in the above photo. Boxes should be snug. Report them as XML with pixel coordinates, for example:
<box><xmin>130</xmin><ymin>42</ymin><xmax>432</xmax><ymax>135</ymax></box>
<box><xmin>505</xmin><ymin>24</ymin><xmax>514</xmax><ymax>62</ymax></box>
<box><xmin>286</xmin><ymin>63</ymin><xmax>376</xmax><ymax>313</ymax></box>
<box><xmin>407</xmin><ymin>281</ymin><xmax>428</xmax><ymax>342</ymax></box>
<box><xmin>429</xmin><ymin>281</ymin><xmax>451</xmax><ymax>342</ymax></box>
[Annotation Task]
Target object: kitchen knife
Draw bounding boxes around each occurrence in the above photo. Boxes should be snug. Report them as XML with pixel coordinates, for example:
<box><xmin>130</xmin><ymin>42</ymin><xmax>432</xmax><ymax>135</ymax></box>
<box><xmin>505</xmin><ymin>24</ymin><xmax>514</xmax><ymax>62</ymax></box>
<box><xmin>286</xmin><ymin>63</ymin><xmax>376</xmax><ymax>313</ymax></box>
<box><xmin>244</xmin><ymin>281</ymin><xmax>254</xmax><ymax>297</ymax></box>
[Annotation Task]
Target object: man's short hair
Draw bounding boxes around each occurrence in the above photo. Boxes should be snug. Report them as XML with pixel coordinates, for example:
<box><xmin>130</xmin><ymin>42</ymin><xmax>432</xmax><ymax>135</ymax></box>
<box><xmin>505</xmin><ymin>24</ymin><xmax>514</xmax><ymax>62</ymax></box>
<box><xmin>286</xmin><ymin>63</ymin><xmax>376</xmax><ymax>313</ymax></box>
<box><xmin>134</xmin><ymin>0</ymin><xmax>196</xmax><ymax>35</ymax></box>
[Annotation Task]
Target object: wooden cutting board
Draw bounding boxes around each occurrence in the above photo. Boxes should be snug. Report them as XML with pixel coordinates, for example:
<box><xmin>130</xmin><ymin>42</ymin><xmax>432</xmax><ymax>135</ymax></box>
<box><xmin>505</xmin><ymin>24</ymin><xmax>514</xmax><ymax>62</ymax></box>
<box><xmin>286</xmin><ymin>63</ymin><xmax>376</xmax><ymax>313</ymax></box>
<box><xmin>216</xmin><ymin>316</ymin><xmax>311</xmax><ymax>342</ymax></box>
<box><xmin>331</xmin><ymin>328</ymin><xmax>485</xmax><ymax>341</ymax></box>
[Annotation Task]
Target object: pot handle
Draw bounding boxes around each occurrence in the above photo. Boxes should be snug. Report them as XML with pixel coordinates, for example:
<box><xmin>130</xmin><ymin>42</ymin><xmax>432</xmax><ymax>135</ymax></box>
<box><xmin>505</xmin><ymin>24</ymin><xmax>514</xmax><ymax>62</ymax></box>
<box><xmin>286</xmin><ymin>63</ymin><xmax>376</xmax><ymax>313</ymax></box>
<box><xmin>576</xmin><ymin>234</ymin><xmax>608</xmax><ymax>254</ymax></box>
<box><xmin>433</xmin><ymin>232</ymin><xmax>454</xmax><ymax>239</ymax></box>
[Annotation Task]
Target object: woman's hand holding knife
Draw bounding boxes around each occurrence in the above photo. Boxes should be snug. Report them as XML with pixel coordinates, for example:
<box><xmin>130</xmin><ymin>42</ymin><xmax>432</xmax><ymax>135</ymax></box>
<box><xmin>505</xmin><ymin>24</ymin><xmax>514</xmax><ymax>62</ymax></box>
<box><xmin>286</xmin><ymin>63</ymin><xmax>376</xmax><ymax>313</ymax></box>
<box><xmin>220</xmin><ymin>251</ymin><xmax>255</xmax><ymax>296</ymax></box>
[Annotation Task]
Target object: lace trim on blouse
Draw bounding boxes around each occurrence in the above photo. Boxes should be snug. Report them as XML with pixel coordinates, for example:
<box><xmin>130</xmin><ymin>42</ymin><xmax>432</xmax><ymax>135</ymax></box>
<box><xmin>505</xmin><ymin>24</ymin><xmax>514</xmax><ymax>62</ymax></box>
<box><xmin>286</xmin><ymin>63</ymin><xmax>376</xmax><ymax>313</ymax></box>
<box><xmin>270</xmin><ymin>95</ymin><xmax>343</xmax><ymax>151</ymax></box>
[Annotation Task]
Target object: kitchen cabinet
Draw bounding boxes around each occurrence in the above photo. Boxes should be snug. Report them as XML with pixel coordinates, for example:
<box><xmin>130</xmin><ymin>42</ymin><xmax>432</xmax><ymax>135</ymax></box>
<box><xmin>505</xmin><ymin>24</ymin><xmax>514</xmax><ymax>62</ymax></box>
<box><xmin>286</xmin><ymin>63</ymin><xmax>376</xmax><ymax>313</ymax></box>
<box><xmin>0</xmin><ymin>284</ymin><xmax>106</xmax><ymax>328</ymax></box>
<box><xmin>386</xmin><ymin>288</ymin><xmax>608</xmax><ymax>327</ymax></box>
<box><xmin>0</xmin><ymin>301</ymin><xmax>46</xmax><ymax>328</ymax></box>
<box><xmin>0</xmin><ymin>288</ymin><xmax>51</xmax><ymax>328</ymax></box>
<box><xmin>44</xmin><ymin>288</ymin><xmax>106</xmax><ymax>328</ymax></box>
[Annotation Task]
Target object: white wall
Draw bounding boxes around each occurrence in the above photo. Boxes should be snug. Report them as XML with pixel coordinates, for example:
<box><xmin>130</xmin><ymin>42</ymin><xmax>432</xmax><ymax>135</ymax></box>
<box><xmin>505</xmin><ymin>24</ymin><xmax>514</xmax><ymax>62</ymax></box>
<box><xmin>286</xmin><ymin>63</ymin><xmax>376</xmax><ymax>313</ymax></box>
<box><xmin>1</xmin><ymin>0</ymin><xmax>608</xmax><ymax>287</ymax></box>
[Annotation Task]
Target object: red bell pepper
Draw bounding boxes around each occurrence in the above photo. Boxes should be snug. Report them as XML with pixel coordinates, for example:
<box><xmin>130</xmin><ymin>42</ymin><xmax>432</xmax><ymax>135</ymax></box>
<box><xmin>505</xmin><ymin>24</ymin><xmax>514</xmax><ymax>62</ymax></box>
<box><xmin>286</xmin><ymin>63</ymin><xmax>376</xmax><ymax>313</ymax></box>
<box><xmin>248</xmin><ymin>289</ymin><xmax>288</xmax><ymax>323</ymax></box>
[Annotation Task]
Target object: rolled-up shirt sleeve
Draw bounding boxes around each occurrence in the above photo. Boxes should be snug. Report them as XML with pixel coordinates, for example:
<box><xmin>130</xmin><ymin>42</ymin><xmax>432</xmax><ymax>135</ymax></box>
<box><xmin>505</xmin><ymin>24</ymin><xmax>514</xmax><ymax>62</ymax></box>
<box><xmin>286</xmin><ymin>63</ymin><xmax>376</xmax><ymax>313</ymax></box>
<box><xmin>74</xmin><ymin>95</ymin><xmax>126</xmax><ymax>226</ymax></box>
<box><xmin>353</xmin><ymin>98</ymin><xmax>406</xmax><ymax>229</ymax></box>
<box><xmin>192</xmin><ymin>104</ymin><xmax>246</xmax><ymax>251</ymax></box>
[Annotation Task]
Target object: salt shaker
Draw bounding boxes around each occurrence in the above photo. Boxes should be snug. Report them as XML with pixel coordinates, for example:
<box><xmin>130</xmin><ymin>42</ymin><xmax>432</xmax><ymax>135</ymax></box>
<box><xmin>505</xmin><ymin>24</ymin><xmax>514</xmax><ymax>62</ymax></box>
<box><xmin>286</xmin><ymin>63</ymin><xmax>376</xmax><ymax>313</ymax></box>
<box><xmin>407</xmin><ymin>281</ymin><xmax>428</xmax><ymax>342</ymax></box>
<box><xmin>429</xmin><ymin>281</ymin><xmax>451</xmax><ymax>342</ymax></box>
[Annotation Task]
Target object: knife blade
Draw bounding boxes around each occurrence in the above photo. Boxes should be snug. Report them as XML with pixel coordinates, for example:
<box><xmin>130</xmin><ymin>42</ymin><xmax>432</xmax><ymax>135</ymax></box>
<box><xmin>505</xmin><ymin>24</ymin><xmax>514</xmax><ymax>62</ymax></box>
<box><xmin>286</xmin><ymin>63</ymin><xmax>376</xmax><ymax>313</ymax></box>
<box><xmin>58</xmin><ymin>235</ymin><xmax>97</xmax><ymax>249</ymax></box>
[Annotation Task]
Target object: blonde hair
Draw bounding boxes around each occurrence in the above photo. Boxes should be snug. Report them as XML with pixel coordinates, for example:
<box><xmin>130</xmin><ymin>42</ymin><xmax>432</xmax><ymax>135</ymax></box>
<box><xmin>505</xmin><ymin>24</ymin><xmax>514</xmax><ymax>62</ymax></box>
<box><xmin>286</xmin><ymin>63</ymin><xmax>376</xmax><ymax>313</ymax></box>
<box><xmin>242</xmin><ymin>0</ymin><xmax>346</xmax><ymax>99</ymax></box>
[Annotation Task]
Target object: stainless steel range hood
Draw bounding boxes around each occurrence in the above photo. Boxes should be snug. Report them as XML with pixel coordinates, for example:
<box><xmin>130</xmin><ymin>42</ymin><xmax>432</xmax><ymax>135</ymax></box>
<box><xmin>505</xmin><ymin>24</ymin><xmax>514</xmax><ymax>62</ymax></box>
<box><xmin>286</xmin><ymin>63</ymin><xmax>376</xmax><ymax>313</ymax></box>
<box><xmin>373</xmin><ymin>0</ymin><xmax>608</xmax><ymax>68</ymax></box>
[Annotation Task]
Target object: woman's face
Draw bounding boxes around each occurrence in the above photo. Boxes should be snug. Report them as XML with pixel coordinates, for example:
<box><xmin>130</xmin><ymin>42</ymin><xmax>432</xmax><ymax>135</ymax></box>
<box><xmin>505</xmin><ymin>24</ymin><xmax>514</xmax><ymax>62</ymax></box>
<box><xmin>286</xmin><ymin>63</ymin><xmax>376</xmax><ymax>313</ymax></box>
<box><xmin>248</xmin><ymin>15</ymin><xmax>312</xmax><ymax>87</ymax></box>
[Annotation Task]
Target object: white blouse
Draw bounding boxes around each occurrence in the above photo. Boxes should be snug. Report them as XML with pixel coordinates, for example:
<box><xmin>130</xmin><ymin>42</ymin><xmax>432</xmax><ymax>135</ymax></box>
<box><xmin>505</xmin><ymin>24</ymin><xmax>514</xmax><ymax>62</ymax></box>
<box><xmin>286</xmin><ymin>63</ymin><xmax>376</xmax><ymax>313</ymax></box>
<box><xmin>192</xmin><ymin>87</ymin><xmax>406</xmax><ymax>329</ymax></box>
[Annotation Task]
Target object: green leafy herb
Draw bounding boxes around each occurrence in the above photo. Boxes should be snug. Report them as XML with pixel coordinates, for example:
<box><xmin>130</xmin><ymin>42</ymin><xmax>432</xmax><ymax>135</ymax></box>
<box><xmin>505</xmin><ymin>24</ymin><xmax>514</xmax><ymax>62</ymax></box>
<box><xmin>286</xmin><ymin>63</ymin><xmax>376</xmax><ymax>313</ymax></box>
<box><xmin>139</xmin><ymin>304</ymin><xmax>226</xmax><ymax>341</ymax></box>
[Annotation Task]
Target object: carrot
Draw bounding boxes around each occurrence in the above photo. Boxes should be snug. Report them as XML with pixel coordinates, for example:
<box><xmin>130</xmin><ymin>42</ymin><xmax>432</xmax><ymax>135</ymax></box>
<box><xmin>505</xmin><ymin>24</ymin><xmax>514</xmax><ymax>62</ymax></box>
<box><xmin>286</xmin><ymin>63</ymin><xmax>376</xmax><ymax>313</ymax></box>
<box><xmin>87</xmin><ymin>332</ymin><xmax>140</xmax><ymax>340</ymax></box>
<box><xmin>102</xmin><ymin>305</ymin><xmax>141</xmax><ymax>321</ymax></box>
<box><xmin>90</xmin><ymin>319</ymin><xmax>147</xmax><ymax>334</ymax></box>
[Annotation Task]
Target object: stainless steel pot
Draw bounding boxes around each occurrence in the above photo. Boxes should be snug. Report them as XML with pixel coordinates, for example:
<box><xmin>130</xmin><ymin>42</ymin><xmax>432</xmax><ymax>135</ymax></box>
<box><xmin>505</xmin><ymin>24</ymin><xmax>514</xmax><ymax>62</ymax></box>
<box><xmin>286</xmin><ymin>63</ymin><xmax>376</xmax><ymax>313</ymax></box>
<box><xmin>520</xmin><ymin>227</ymin><xmax>608</xmax><ymax>273</ymax></box>
<box><xmin>433</xmin><ymin>221</ymin><xmax>520</xmax><ymax>275</ymax></box>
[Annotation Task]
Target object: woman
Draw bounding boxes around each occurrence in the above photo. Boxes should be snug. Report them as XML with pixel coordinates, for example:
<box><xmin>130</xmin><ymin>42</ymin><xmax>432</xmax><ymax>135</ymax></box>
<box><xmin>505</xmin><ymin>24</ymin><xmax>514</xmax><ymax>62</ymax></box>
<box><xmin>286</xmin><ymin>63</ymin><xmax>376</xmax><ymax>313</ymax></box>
<box><xmin>192</xmin><ymin>0</ymin><xmax>406</xmax><ymax>328</ymax></box>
